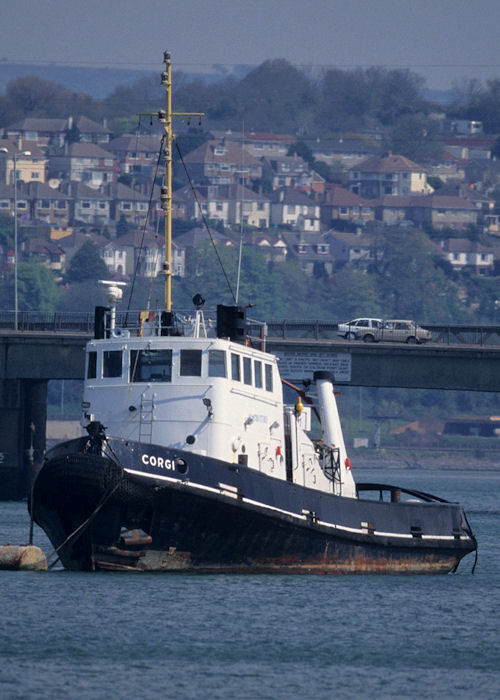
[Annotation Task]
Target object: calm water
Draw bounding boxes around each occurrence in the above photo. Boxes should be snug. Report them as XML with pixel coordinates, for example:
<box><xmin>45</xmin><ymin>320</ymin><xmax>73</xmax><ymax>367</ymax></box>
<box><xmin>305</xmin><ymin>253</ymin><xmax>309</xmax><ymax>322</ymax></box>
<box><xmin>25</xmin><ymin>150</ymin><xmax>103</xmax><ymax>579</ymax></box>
<box><xmin>1</xmin><ymin>468</ymin><xmax>499</xmax><ymax>700</ymax></box>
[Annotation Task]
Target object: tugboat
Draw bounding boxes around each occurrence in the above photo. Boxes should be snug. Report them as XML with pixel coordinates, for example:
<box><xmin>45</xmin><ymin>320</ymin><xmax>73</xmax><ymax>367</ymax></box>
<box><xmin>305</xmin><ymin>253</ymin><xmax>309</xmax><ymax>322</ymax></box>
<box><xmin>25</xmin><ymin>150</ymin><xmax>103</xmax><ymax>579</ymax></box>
<box><xmin>29</xmin><ymin>52</ymin><xmax>477</xmax><ymax>573</ymax></box>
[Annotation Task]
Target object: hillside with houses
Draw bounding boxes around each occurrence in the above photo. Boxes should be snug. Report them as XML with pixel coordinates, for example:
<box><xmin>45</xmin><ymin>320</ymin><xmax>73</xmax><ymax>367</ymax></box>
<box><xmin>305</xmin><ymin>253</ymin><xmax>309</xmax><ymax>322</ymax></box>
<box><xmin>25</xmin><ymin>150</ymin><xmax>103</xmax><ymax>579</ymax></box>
<box><xmin>1</xmin><ymin>62</ymin><xmax>500</xmax><ymax>323</ymax></box>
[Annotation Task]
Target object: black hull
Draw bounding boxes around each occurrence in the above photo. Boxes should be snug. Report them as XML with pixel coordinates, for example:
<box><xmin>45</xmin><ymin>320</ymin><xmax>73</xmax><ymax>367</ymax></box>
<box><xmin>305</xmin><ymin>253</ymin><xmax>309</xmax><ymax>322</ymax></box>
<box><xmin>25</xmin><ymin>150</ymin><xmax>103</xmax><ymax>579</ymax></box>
<box><xmin>30</xmin><ymin>437</ymin><xmax>476</xmax><ymax>574</ymax></box>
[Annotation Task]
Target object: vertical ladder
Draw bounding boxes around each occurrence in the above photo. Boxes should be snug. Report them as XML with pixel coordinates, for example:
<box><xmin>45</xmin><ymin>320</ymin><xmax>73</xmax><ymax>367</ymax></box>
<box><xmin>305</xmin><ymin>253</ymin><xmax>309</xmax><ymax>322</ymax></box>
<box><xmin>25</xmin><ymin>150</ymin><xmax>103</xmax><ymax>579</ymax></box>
<box><xmin>139</xmin><ymin>395</ymin><xmax>154</xmax><ymax>444</ymax></box>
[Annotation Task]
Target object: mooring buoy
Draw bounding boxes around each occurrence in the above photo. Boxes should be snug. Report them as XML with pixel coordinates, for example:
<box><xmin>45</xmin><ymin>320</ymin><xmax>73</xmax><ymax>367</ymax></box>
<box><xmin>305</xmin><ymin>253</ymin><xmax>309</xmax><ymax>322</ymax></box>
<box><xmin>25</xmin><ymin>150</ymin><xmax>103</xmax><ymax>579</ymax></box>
<box><xmin>0</xmin><ymin>545</ymin><xmax>47</xmax><ymax>571</ymax></box>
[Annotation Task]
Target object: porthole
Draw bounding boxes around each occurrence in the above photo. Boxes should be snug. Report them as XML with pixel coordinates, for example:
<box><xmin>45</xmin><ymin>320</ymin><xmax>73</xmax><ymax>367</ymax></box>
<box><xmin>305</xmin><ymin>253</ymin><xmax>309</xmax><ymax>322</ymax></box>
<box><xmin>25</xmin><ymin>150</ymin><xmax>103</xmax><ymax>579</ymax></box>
<box><xmin>176</xmin><ymin>458</ymin><xmax>188</xmax><ymax>475</ymax></box>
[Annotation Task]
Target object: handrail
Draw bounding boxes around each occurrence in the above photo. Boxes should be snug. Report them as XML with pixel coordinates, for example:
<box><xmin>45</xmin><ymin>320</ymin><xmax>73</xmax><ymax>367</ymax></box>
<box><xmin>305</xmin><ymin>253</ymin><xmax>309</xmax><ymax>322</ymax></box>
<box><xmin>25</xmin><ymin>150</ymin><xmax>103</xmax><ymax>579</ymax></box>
<box><xmin>356</xmin><ymin>482</ymin><xmax>450</xmax><ymax>503</ymax></box>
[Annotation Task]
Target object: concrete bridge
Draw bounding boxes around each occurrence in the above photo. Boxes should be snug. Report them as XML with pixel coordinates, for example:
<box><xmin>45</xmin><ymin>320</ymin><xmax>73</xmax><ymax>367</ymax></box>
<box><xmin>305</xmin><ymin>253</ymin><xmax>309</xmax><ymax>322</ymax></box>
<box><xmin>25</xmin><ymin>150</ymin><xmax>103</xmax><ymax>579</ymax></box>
<box><xmin>1</xmin><ymin>317</ymin><xmax>500</xmax><ymax>499</ymax></box>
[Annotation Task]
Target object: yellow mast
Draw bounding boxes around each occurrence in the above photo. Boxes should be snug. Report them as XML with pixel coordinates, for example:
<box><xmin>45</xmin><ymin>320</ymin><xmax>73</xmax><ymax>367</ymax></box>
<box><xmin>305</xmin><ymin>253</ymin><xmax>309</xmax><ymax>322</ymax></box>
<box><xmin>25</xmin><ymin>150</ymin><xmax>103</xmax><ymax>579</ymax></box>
<box><xmin>159</xmin><ymin>50</ymin><xmax>204</xmax><ymax>312</ymax></box>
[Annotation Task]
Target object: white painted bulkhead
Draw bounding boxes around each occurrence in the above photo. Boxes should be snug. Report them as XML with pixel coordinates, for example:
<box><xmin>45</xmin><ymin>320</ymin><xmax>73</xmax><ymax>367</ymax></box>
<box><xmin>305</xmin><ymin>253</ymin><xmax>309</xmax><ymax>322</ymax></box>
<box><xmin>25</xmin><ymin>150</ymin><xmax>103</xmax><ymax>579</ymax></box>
<box><xmin>81</xmin><ymin>334</ymin><xmax>357</xmax><ymax>498</ymax></box>
<box><xmin>82</xmin><ymin>336</ymin><xmax>287</xmax><ymax>479</ymax></box>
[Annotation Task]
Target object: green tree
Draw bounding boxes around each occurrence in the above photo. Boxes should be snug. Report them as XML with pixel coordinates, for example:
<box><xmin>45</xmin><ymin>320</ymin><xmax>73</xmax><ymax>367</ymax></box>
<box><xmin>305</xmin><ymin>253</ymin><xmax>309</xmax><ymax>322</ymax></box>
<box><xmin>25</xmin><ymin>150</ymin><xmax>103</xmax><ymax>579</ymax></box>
<box><xmin>320</xmin><ymin>266</ymin><xmax>382</xmax><ymax>320</ymax></box>
<box><xmin>65</xmin><ymin>240</ymin><xmax>108</xmax><ymax>283</ymax></box>
<box><xmin>0</xmin><ymin>262</ymin><xmax>60</xmax><ymax>312</ymax></box>
<box><xmin>371</xmin><ymin>225</ymin><xmax>463</xmax><ymax>322</ymax></box>
<box><xmin>116</xmin><ymin>214</ymin><xmax>130</xmax><ymax>238</ymax></box>
<box><xmin>179</xmin><ymin>243</ymin><xmax>286</xmax><ymax>317</ymax></box>
<box><xmin>0</xmin><ymin>213</ymin><xmax>13</xmax><ymax>248</ymax></box>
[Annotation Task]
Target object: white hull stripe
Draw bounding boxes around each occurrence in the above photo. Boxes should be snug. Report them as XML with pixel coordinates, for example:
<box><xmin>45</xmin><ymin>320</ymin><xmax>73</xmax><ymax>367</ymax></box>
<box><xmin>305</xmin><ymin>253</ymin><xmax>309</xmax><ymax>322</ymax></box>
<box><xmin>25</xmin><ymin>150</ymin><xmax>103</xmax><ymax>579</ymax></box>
<box><xmin>124</xmin><ymin>468</ymin><xmax>470</xmax><ymax>543</ymax></box>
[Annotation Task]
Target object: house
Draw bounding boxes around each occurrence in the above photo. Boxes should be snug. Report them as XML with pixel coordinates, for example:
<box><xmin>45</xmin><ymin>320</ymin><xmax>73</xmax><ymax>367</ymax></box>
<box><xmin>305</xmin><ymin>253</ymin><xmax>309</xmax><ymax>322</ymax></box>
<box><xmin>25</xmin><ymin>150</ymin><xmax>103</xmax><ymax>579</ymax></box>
<box><xmin>0</xmin><ymin>138</ymin><xmax>48</xmax><ymax>184</ymax></box>
<box><xmin>99</xmin><ymin>239</ymin><xmax>129</xmax><ymax>277</ymax></box>
<box><xmin>350</xmin><ymin>151</ymin><xmax>433</xmax><ymax>199</ymax></box>
<box><xmin>426</xmin><ymin>151</ymin><xmax>466</xmax><ymax>182</ymax></box>
<box><xmin>319</xmin><ymin>184</ymin><xmax>374</xmax><ymax>227</ymax></box>
<box><xmin>211</xmin><ymin>130</ymin><xmax>296</xmax><ymax>159</ymax></box>
<box><xmin>3</xmin><ymin>117</ymin><xmax>68</xmax><ymax>150</ymax></box>
<box><xmin>108</xmin><ymin>182</ymin><xmax>152</xmax><ymax>227</ymax></box>
<box><xmin>0</xmin><ymin>182</ymin><xmax>31</xmax><ymax>221</ymax></box>
<box><xmin>225</xmin><ymin>184</ymin><xmax>270</xmax><ymax>228</ymax></box>
<box><xmin>3</xmin><ymin>116</ymin><xmax>112</xmax><ymax>151</ymax></box>
<box><xmin>49</xmin><ymin>143</ymin><xmax>116</xmax><ymax>188</ymax></box>
<box><xmin>241</xmin><ymin>131</ymin><xmax>296</xmax><ymax>159</ymax></box>
<box><xmin>271</xmin><ymin>188</ymin><xmax>321</xmax><ymax>232</ymax></box>
<box><xmin>281</xmin><ymin>231</ymin><xmax>334</xmax><ymax>276</ymax></box>
<box><xmin>54</xmin><ymin>231</ymin><xmax>109</xmax><ymax>268</ymax></box>
<box><xmin>408</xmin><ymin>194</ymin><xmax>477</xmax><ymax>231</ymax></box>
<box><xmin>436</xmin><ymin>182</ymin><xmax>498</xmax><ymax>233</ymax></box>
<box><xmin>22</xmin><ymin>237</ymin><xmax>65</xmax><ymax>274</ymax></box>
<box><xmin>106</xmin><ymin>134</ymin><xmax>161</xmax><ymax>176</ymax></box>
<box><xmin>101</xmin><ymin>234</ymin><xmax>183</xmax><ymax>280</ymax></box>
<box><xmin>66</xmin><ymin>182</ymin><xmax>112</xmax><ymax>226</ymax></box>
<box><xmin>437</xmin><ymin>238</ymin><xmax>494</xmax><ymax>275</ymax></box>
<box><xmin>372</xmin><ymin>195</ymin><xmax>413</xmax><ymax>225</ymax></box>
<box><xmin>243</xmin><ymin>232</ymin><xmax>287</xmax><ymax>263</ymax></box>
<box><xmin>260</xmin><ymin>155</ymin><xmax>315</xmax><ymax>191</ymax></box>
<box><xmin>182</xmin><ymin>139</ymin><xmax>263</xmax><ymax>186</ymax></box>
<box><xmin>174</xmin><ymin>227</ymin><xmax>234</xmax><ymax>251</ymax></box>
<box><xmin>25</xmin><ymin>181</ymin><xmax>71</xmax><ymax>226</ymax></box>
<box><xmin>69</xmin><ymin>116</ymin><xmax>112</xmax><ymax>144</ymax></box>
<box><xmin>442</xmin><ymin>136</ymin><xmax>495</xmax><ymax>161</ymax></box>
<box><xmin>326</xmin><ymin>230</ymin><xmax>382</xmax><ymax>269</ymax></box>
<box><xmin>172</xmin><ymin>185</ymin><xmax>226</xmax><ymax>225</ymax></box>
<box><xmin>373</xmin><ymin>193</ymin><xmax>478</xmax><ymax>230</ymax></box>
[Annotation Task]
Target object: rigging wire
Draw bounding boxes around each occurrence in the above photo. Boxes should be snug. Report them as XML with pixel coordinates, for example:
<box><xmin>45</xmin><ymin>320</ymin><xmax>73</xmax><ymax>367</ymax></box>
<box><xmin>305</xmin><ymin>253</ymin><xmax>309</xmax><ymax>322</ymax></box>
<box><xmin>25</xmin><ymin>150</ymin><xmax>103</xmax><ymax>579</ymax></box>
<box><xmin>235</xmin><ymin>121</ymin><xmax>245</xmax><ymax>304</ymax></box>
<box><xmin>175</xmin><ymin>138</ymin><xmax>236</xmax><ymax>303</ymax></box>
<box><xmin>125</xmin><ymin>130</ymin><xmax>166</xmax><ymax>320</ymax></box>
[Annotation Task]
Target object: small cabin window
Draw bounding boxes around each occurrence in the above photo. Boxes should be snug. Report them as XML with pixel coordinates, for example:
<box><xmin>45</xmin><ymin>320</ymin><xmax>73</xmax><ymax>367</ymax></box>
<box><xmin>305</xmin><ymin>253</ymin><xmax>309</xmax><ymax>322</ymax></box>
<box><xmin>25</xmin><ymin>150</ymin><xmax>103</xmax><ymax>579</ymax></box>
<box><xmin>130</xmin><ymin>349</ymin><xmax>172</xmax><ymax>382</ymax></box>
<box><xmin>265</xmin><ymin>364</ymin><xmax>273</xmax><ymax>392</ymax></box>
<box><xmin>254</xmin><ymin>360</ymin><xmax>262</xmax><ymax>388</ymax></box>
<box><xmin>180</xmin><ymin>349</ymin><xmax>202</xmax><ymax>376</ymax></box>
<box><xmin>103</xmin><ymin>350</ymin><xmax>122</xmax><ymax>378</ymax></box>
<box><xmin>87</xmin><ymin>351</ymin><xmax>97</xmax><ymax>379</ymax></box>
<box><xmin>208</xmin><ymin>350</ymin><xmax>226</xmax><ymax>377</ymax></box>
<box><xmin>243</xmin><ymin>357</ymin><xmax>252</xmax><ymax>385</ymax></box>
<box><xmin>231</xmin><ymin>353</ymin><xmax>240</xmax><ymax>381</ymax></box>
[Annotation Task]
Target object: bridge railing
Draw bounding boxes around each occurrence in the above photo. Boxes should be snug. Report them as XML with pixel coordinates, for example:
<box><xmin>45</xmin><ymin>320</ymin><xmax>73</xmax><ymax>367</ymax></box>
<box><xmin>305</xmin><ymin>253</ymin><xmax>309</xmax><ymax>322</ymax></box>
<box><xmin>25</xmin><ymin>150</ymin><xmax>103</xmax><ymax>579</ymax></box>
<box><xmin>1</xmin><ymin>311</ymin><xmax>500</xmax><ymax>346</ymax></box>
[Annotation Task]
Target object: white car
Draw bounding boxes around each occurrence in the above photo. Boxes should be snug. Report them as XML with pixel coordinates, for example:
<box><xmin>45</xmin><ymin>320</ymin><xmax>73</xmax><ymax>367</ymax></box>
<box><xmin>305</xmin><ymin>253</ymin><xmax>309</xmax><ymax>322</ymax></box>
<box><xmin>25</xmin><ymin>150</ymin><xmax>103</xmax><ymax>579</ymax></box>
<box><xmin>337</xmin><ymin>318</ymin><xmax>384</xmax><ymax>340</ymax></box>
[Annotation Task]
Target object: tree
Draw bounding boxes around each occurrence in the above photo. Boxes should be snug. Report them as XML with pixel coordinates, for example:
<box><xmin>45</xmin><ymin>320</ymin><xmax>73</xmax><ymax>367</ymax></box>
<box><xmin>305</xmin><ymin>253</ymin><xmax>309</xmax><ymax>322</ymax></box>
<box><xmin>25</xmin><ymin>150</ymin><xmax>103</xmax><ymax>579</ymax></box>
<box><xmin>388</xmin><ymin>114</ymin><xmax>443</xmax><ymax>163</ymax></box>
<box><xmin>0</xmin><ymin>262</ymin><xmax>60</xmax><ymax>312</ymax></box>
<box><xmin>179</xmin><ymin>243</ymin><xmax>286</xmax><ymax>317</ymax></box>
<box><xmin>233</xmin><ymin>59</ymin><xmax>318</xmax><ymax>131</ymax></box>
<box><xmin>320</xmin><ymin>266</ymin><xmax>382</xmax><ymax>320</ymax></box>
<box><xmin>0</xmin><ymin>213</ymin><xmax>13</xmax><ymax>248</ymax></box>
<box><xmin>65</xmin><ymin>241</ymin><xmax>108</xmax><ymax>283</ymax></box>
<box><xmin>371</xmin><ymin>225</ymin><xmax>463</xmax><ymax>322</ymax></box>
<box><xmin>116</xmin><ymin>214</ymin><xmax>130</xmax><ymax>238</ymax></box>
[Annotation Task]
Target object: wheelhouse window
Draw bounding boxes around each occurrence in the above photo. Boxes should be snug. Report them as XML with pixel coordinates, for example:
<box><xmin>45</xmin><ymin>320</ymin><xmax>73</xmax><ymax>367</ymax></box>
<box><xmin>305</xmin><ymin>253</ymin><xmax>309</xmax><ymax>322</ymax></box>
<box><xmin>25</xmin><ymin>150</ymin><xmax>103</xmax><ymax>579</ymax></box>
<box><xmin>231</xmin><ymin>353</ymin><xmax>240</xmax><ymax>381</ymax></box>
<box><xmin>130</xmin><ymin>349</ymin><xmax>172</xmax><ymax>382</ymax></box>
<box><xmin>87</xmin><ymin>351</ymin><xmax>97</xmax><ymax>379</ymax></box>
<box><xmin>243</xmin><ymin>357</ymin><xmax>252</xmax><ymax>385</ymax></box>
<box><xmin>103</xmin><ymin>350</ymin><xmax>122</xmax><ymax>378</ymax></box>
<box><xmin>208</xmin><ymin>349</ymin><xmax>226</xmax><ymax>377</ymax></box>
<box><xmin>254</xmin><ymin>360</ymin><xmax>262</xmax><ymax>388</ymax></box>
<box><xmin>180</xmin><ymin>349</ymin><xmax>202</xmax><ymax>376</ymax></box>
<box><xmin>265</xmin><ymin>364</ymin><xmax>273</xmax><ymax>392</ymax></box>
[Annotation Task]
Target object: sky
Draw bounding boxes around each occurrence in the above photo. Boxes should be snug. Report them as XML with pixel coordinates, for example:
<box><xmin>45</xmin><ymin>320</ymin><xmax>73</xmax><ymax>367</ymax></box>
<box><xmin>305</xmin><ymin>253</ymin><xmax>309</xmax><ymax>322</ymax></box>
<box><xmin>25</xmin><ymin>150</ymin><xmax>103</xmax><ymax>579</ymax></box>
<box><xmin>3</xmin><ymin>0</ymin><xmax>500</xmax><ymax>90</ymax></box>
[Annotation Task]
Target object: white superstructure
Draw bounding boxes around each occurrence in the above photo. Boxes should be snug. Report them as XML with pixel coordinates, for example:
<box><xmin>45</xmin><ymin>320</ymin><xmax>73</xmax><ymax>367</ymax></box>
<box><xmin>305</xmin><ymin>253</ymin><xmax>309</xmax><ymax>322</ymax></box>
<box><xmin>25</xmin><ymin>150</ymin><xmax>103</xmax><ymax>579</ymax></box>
<box><xmin>82</xmin><ymin>312</ymin><xmax>356</xmax><ymax>499</ymax></box>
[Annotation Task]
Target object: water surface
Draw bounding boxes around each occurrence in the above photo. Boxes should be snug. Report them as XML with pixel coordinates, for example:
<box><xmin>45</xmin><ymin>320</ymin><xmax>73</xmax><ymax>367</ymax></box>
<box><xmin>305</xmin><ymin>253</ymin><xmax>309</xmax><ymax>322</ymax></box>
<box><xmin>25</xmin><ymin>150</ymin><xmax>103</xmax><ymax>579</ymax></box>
<box><xmin>1</xmin><ymin>468</ymin><xmax>498</xmax><ymax>699</ymax></box>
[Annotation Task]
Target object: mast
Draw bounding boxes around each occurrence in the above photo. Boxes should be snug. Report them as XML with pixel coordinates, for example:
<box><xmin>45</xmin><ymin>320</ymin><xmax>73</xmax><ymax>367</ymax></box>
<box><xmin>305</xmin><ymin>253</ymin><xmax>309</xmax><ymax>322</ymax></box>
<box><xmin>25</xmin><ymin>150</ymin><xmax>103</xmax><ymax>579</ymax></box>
<box><xmin>157</xmin><ymin>51</ymin><xmax>204</xmax><ymax>313</ymax></box>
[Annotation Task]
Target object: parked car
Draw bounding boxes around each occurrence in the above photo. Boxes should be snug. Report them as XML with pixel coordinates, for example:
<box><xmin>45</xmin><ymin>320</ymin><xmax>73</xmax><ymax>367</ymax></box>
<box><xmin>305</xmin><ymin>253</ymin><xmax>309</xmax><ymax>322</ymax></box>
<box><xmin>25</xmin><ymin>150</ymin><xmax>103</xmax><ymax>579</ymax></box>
<box><xmin>337</xmin><ymin>318</ymin><xmax>384</xmax><ymax>340</ymax></box>
<box><xmin>359</xmin><ymin>319</ymin><xmax>432</xmax><ymax>344</ymax></box>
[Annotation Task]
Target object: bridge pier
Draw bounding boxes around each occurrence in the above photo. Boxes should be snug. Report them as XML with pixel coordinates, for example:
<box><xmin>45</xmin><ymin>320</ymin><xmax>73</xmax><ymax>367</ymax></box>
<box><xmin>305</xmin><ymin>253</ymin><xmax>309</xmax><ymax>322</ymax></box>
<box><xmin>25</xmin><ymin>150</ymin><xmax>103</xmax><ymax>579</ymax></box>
<box><xmin>0</xmin><ymin>379</ymin><xmax>47</xmax><ymax>500</ymax></box>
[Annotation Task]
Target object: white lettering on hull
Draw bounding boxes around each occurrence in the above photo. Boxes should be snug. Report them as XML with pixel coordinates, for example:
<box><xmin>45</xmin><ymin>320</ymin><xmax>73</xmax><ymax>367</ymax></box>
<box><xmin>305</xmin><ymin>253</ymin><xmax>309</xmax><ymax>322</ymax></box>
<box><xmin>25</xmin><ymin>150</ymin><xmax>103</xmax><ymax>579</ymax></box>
<box><xmin>141</xmin><ymin>453</ymin><xmax>175</xmax><ymax>470</ymax></box>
